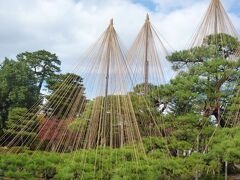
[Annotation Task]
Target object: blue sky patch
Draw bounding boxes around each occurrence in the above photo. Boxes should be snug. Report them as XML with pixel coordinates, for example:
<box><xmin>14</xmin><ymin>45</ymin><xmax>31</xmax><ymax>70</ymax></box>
<box><xmin>132</xmin><ymin>0</ymin><xmax>157</xmax><ymax>11</ymax></box>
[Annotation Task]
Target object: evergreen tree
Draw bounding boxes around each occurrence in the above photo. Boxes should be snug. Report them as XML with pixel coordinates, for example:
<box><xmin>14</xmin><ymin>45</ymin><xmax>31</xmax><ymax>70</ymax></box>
<box><xmin>17</xmin><ymin>50</ymin><xmax>61</xmax><ymax>93</ymax></box>
<box><xmin>0</xmin><ymin>59</ymin><xmax>39</xmax><ymax>129</ymax></box>
<box><xmin>4</xmin><ymin>107</ymin><xmax>38</xmax><ymax>146</ymax></box>
<box><xmin>44</xmin><ymin>73</ymin><xmax>85</xmax><ymax>119</ymax></box>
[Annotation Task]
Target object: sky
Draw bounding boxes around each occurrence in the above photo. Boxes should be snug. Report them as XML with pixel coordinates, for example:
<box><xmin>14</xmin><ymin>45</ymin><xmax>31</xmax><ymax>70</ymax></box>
<box><xmin>0</xmin><ymin>0</ymin><xmax>239</xmax><ymax>73</ymax></box>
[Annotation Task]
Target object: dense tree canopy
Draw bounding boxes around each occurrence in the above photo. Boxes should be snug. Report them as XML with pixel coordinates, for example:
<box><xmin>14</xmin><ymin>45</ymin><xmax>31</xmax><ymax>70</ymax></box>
<box><xmin>167</xmin><ymin>33</ymin><xmax>240</xmax><ymax>69</ymax></box>
<box><xmin>0</xmin><ymin>59</ymin><xmax>38</xmax><ymax>128</ymax></box>
<box><xmin>17</xmin><ymin>50</ymin><xmax>61</xmax><ymax>93</ymax></box>
<box><xmin>0</xmin><ymin>51</ymin><xmax>75</xmax><ymax>134</ymax></box>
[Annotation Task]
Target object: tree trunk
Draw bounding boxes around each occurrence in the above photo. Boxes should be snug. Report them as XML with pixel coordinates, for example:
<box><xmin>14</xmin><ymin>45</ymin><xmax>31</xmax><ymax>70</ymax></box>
<box><xmin>38</xmin><ymin>79</ymin><xmax>44</xmax><ymax>93</ymax></box>
<box><xmin>212</xmin><ymin>106</ymin><xmax>225</xmax><ymax>127</ymax></box>
<box><xmin>195</xmin><ymin>170</ymin><xmax>199</xmax><ymax>180</ymax></box>
<box><xmin>38</xmin><ymin>70</ymin><xmax>46</xmax><ymax>93</ymax></box>
<box><xmin>195</xmin><ymin>135</ymin><xmax>199</xmax><ymax>180</ymax></box>
<box><xmin>225</xmin><ymin>161</ymin><xmax>228</xmax><ymax>180</ymax></box>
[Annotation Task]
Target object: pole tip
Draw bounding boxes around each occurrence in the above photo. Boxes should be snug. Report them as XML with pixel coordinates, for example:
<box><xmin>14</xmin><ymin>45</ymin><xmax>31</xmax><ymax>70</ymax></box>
<box><xmin>146</xmin><ymin>13</ymin><xmax>150</xmax><ymax>21</ymax></box>
<box><xmin>110</xmin><ymin>18</ymin><xmax>113</xmax><ymax>26</ymax></box>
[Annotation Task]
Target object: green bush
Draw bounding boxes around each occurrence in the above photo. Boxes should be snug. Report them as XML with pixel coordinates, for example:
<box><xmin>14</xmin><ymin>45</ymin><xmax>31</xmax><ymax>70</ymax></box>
<box><xmin>2</xmin><ymin>137</ymin><xmax>239</xmax><ymax>180</ymax></box>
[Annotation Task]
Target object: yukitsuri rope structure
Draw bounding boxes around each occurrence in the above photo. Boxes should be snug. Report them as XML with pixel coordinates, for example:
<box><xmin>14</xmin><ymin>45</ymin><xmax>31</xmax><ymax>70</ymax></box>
<box><xmin>1</xmin><ymin>19</ymin><xmax>145</xmax><ymax>153</ymax></box>
<box><xmin>189</xmin><ymin>0</ymin><xmax>239</xmax><ymax>49</ymax></box>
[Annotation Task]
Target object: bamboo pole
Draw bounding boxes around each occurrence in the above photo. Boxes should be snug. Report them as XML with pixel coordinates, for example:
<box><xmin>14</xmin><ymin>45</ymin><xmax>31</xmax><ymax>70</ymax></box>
<box><xmin>144</xmin><ymin>14</ymin><xmax>149</xmax><ymax>94</ymax></box>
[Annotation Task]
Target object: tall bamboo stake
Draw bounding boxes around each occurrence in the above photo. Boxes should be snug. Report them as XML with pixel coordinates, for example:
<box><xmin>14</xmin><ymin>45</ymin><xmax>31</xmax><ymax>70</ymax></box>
<box><xmin>144</xmin><ymin>14</ymin><xmax>150</xmax><ymax>94</ymax></box>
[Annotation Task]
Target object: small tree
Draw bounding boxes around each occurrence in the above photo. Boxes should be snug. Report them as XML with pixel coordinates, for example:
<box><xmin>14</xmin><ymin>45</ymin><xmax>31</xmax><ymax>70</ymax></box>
<box><xmin>4</xmin><ymin>107</ymin><xmax>38</xmax><ymax>146</ymax></box>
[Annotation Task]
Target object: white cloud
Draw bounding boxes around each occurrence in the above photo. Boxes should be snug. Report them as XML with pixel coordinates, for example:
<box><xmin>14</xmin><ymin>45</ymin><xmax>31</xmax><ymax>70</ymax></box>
<box><xmin>0</xmin><ymin>0</ymin><xmax>239</xmax><ymax>73</ymax></box>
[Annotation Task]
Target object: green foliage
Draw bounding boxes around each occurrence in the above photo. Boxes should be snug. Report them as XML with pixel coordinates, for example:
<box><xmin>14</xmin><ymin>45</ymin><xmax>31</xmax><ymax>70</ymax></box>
<box><xmin>126</xmin><ymin>33</ymin><xmax>240</xmax><ymax>178</ymax></box>
<box><xmin>203</xmin><ymin>33</ymin><xmax>240</xmax><ymax>57</ymax></box>
<box><xmin>0</xmin><ymin>147</ymin><xmax>204</xmax><ymax>179</ymax></box>
<box><xmin>3</xmin><ymin>143</ymin><xmax>238</xmax><ymax>179</ymax></box>
<box><xmin>150</xmin><ymin>58</ymin><xmax>240</xmax><ymax>129</ymax></box>
<box><xmin>17</xmin><ymin>50</ymin><xmax>61</xmax><ymax>92</ymax></box>
<box><xmin>208</xmin><ymin>127</ymin><xmax>240</xmax><ymax>163</ymax></box>
<box><xmin>167</xmin><ymin>46</ymin><xmax>216</xmax><ymax>69</ymax></box>
<box><xmin>1</xmin><ymin>125</ymin><xmax>240</xmax><ymax>179</ymax></box>
<box><xmin>0</xmin><ymin>59</ymin><xmax>39</xmax><ymax>128</ymax></box>
<box><xmin>167</xmin><ymin>33</ymin><xmax>240</xmax><ymax>70</ymax></box>
<box><xmin>45</xmin><ymin>73</ymin><xmax>85</xmax><ymax>119</ymax></box>
<box><xmin>4</xmin><ymin>107</ymin><xmax>38</xmax><ymax>146</ymax></box>
<box><xmin>0</xmin><ymin>50</ymin><xmax>65</xmax><ymax>139</ymax></box>
<box><xmin>0</xmin><ymin>151</ymin><xmax>61</xmax><ymax>179</ymax></box>
<box><xmin>133</xmin><ymin>83</ymin><xmax>157</xmax><ymax>94</ymax></box>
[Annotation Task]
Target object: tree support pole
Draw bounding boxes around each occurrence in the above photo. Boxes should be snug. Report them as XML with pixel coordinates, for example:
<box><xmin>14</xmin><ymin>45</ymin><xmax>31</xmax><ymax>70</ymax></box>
<box><xmin>144</xmin><ymin>14</ymin><xmax>149</xmax><ymax>95</ymax></box>
<box><xmin>102</xmin><ymin>19</ymin><xmax>113</xmax><ymax>147</ymax></box>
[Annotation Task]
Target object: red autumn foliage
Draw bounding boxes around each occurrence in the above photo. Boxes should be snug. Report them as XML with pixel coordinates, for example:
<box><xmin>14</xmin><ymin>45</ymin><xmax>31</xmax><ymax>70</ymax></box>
<box><xmin>38</xmin><ymin>118</ymin><xmax>74</xmax><ymax>142</ymax></box>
